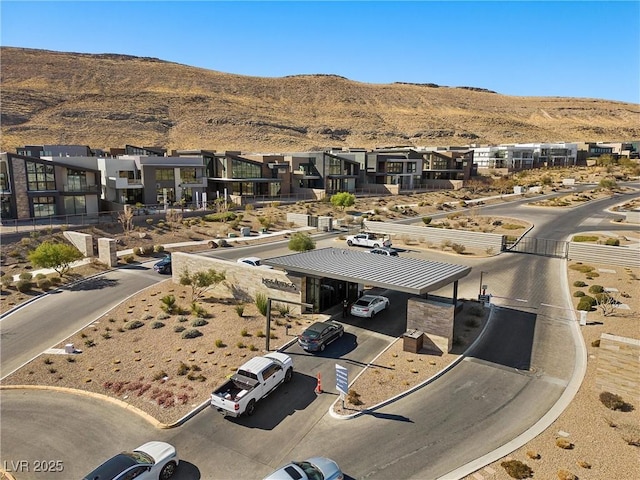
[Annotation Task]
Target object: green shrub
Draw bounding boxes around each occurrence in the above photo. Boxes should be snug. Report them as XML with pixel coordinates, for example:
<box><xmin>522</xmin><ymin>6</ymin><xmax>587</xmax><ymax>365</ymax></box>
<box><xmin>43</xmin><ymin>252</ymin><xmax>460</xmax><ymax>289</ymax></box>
<box><xmin>569</xmin><ymin>263</ymin><xmax>595</xmax><ymax>273</ymax></box>
<box><xmin>154</xmin><ymin>244</ymin><xmax>165</xmax><ymax>253</ymax></box>
<box><xmin>177</xmin><ymin>362</ymin><xmax>190</xmax><ymax>376</ymax></box>
<box><xmin>1</xmin><ymin>277</ymin><xmax>13</xmax><ymax>289</ymax></box>
<box><xmin>591</xmin><ymin>339</ymin><xmax>600</xmax><ymax>347</ymax></box>
<box><xmin>588</xmin><ymin>285</ymin><xmax>604</xmax><ymax>294</ymax></box>
<box><xmin>35</xmin><ymin>273</ymin><xmax>46</xmax><ymax>280</ymax></box>
<box><xmin>124</xmin><ymin>320</ymin><xmax>144</xmax><ymax>330</ymax></box>
<box><xmin>256</xmin><ymin>330</ymin><xmax>266</xmax><ymax>338</ymax></box>
<box><xmin>240</xmin><ymin>328</ymin><xmax>249</xmax><ymax>337</ymax></box>
<box><xmin>177</xmin><ymin>315</ymin><xmax>188</xmax><ymax>323</ymax></box>
<box><xmin>236</xmin><ymin>342</ymin><xmax>246</xmax><ymax>349</ymax></box>
<box><xmin>203</xmin><ymin>212</ymin><xmax>237</xmax><ymax>222</ymax></box>
<box><xmin>214</xmin><ymin>339</ymin><xmax>226</xmax><ymax>347</ymax></box>
<box><xmin>249</xmin><ymin>344</ymin><xmax>259</xmax><ymax>351</ymax></box>
<box><xmin>572</xmin><ymin>235</ymin><xmax>599</xmax><ymax>242</ymax></box>
<box><xmin>181</xmin><ymin>329</ymin><xmax>203</xmax><ymax>339</ymax></box>
<box><xmin>37</xmin><ymin>278</ymin><xmax>52</xmax><ymax>290</ymax></box>
<box><xmin>49</xmin><ymin>276</ymin><xmax>62</xmax><ymax>285</ymax></box>
<box><xmin>422</xmin><ymin>217</ymin><xmax>432</xmax><ymax>225</ymax></box>
<box><xmin>235</xmin><ymin>304</ymin><xmax>245</xmax><ymax>318</ymax></box>
<box><xmin>577</xmin><ymin>295</ymin><xmax>596</xmax><ymax>311</ymax></box>
<box><xmin>133</xmin><ymin>247</ymin><xmax>142</xmax><ymax>256</ymax></box>
<box><xmin>191</xmin><ymin>302</ymin><xmax>208</xmax><ymax>318</ymax></box>
<box><xmin>141</xmin><ymin>245</ymin><xmax>154</xmax><ymax>256</ymax></box>
<box><xmin>123</xmin><ymin>255</ymin><xmax>135</xmax><ymax>264</ymax></box>
<box><xmin>16</xmin><ymin>280</ymin><xmax>33</xmax><ymax>293</ymax></box>
<box><xmin>255</xmin><ymin>293</ymin><xmax>268</xmax><ymax>316</ymax></box>
<box><xmin>151</xmin><ymin>321</ymin><xmax>165</xmax><ymax>329</ymax></box>
<box><xmin>146</xmin><ymin>218</ymin><xmax>154</xmax><ymax>225</ymax></box>
<box><xmin>19</xmin><ymin>272</ymin><xmax>33</xmax><ymax>281</ymax></box>
<box><xmin>153</xmin><ymin>370</ymin><xmax>168</xmax><ymax>381</ymax></box>
<box><xmin>500</xmin><ymin>459</ymin><xmax>533</xmax><ymax>479</ymax></box>
<box><xmin>192</xmin><ymin>318</ymin><xmax>208</xmax><ymax>327</ymax></box>
<box><xmin>605</xmin><ymin>238</ymin><xmax>620</xmax><ymax>246</ymax></box>
<box><xmin>573</xmin><ymin>280</ymin><xmax>587</xmax><ymax>287</ymax></box>
<box><xmin>573</xmin><ymin>291</ymin><xmax>585</xmax><ymax>297</ymax></box>
<box><xmin>174</xmin><ymin>325</ymin><xmax>186</xmax><ymax>333</ymax></box>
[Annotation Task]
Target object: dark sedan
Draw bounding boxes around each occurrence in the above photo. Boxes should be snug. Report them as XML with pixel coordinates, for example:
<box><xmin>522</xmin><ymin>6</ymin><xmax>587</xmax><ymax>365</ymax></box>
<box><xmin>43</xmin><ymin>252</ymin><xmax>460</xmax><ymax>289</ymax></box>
<box><xmin>297</xmin><ymin>321</ymin><xmax>344</xmax><ymax>352</ymax></box>
<box><xmin>153</xmin><ymin>255</ymin><xmax>172</xmax><ymax>274</ymax></box>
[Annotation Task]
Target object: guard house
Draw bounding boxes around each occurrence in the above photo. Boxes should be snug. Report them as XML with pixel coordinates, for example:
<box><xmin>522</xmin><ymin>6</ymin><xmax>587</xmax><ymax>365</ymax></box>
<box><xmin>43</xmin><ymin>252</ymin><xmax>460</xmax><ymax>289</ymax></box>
<box><xmin>263</xmin><ymin>248</ymin><xmax>471</xmax><ymax>311</ymax></box>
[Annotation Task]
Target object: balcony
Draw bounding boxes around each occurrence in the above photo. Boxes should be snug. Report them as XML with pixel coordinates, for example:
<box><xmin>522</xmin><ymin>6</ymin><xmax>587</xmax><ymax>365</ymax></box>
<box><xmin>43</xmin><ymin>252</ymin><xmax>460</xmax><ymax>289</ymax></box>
<box><xmin>62</xmin><ymin>184</ymin><xmax>99</xmax><ymax>193</ymax></box>
<box><xmin>108</xmin><ymin>177</ymin><xmax>144</xmax><ymax>189</ymax></box>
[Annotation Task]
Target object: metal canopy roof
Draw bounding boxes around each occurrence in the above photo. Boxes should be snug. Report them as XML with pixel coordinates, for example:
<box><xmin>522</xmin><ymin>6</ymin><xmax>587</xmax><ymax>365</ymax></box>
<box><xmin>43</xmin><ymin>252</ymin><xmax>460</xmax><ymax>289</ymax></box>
<box><xmin>263</xmin><ymin>248</ymin><xmax>471</xmax><ymax>295</ymax></box>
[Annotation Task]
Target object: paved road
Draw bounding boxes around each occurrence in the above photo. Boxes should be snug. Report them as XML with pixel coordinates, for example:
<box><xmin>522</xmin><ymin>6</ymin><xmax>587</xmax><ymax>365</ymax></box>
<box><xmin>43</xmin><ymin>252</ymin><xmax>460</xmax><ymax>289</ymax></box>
<box><xmin>1</xmin><ymin>189</ymin><xmax>637</xmax><ymax>479</ymax></box>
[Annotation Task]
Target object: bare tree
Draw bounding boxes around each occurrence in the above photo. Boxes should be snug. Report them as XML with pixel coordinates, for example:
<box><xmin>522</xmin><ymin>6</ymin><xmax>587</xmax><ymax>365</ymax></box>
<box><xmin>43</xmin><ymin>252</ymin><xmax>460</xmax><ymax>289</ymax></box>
<box><xmin>117</xmin><ymin>208</ymin><xmax>134</xmax><ymax>234</ymax></box>
<box><xmin>596</xmin><ymin>291</ymin><xmax>622</xmax><ymax>317</ymax></box>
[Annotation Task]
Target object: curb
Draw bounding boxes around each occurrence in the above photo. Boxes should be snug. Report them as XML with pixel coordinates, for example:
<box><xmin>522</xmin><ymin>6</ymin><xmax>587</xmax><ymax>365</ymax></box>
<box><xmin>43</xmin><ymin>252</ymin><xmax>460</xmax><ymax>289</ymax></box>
<box><xmin>329</xmin><ymin>304</ymin><xmax>496</xmax><ymax>420</ymax></box>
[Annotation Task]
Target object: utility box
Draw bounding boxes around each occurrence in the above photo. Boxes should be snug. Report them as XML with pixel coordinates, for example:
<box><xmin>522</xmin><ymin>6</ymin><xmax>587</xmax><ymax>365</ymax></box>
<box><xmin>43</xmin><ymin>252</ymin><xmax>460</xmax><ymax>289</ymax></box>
<box><xmin>403</xmin><ymin>329</ymin><xmax>424</xmax><ymax>353</ymax></box>
<box><xmin>240</xmin><ymin>227</ymin><xmax>251</xmax><ymax>237</ymax></box>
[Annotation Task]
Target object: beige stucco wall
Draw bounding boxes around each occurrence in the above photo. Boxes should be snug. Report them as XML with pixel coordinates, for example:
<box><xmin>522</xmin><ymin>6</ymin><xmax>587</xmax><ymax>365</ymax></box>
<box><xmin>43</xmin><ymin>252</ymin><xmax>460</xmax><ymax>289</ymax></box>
<box><xmin>407</xmin><ymin>297</ymin><xmax>455</xmax><ymax>353</ymax></box>
<box><xmin>63</xmin><ymin>231</ymin><xmax>93</xmax><ymax>257</ymax></box>
<box><xmin>171</xmin><ymin>252</ymin><xmax>303</xmax><ymax>313</ymax></box>
<box><xmin>98</xmin><ymin>238</ymin><xmax>118</xmax><ymax>267</ymax></box>
<box><xmin>595</xmin><ymin>333</ymin><xmax>639</xmax><ymax>401</ymax></box>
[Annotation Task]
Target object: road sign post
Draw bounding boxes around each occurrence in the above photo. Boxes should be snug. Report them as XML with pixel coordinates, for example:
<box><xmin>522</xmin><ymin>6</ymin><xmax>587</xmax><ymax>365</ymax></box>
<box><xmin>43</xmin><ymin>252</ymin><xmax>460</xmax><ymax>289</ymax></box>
<box><xmin>335</xmin><ymin>364</ymin><xmax>348</xmax><ymax>409</ymax></box>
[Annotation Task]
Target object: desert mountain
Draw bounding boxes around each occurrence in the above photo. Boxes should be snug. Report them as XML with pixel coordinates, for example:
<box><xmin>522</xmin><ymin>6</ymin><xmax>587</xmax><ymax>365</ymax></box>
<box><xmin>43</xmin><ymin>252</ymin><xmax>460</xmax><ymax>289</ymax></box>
<box><xmin>1</xmin><ymin>47</ymin><xmax>638</xmax><ymax>153</ymax></box>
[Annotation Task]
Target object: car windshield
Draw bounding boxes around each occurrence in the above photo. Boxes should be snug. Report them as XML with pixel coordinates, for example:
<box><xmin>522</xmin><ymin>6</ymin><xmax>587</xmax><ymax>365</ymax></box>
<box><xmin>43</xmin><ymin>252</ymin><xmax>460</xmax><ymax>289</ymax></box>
<box><xmin>293</xmin><ymin>461</ymin><xmax>324</xmax><ymax>480</ymax></box>
<box><xmin>127</xmin><ymin>450</ymin><xmax>155</xmax><ymax>464</ymax></box>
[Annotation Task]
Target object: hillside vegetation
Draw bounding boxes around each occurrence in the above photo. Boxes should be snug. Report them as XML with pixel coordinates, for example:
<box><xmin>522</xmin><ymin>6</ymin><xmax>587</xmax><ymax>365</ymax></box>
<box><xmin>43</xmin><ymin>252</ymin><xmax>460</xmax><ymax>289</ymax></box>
<box><xmin>1</xmin><ymin>47</ymin><xmax>639</xmax><ymax>153</ymax></box>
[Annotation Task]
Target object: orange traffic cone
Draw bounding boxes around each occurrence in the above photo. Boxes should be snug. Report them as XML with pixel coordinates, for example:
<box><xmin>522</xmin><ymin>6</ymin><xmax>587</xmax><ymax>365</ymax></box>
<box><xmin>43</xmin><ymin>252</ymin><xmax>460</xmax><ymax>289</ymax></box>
<box><xmin>315</xmin><ymin>372</ymin><xmax>323</xmax><ymax>394</ymax></box>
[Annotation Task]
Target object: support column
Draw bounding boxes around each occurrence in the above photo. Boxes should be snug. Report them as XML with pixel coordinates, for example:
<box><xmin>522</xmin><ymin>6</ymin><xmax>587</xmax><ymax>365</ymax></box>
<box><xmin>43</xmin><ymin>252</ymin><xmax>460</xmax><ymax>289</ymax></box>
<box><xmin>452</xmin><ymin>280</ymin><xmax>458</xmax><ymax>304</ymax></box>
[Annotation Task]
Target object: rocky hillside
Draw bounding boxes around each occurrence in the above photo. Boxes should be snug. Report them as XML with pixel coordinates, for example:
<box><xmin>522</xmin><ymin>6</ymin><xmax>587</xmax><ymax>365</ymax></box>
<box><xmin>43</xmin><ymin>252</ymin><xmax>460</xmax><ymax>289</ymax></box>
<box><xmin>1</xmin><ymin>47</ymin><xmax>638</xmax><ymax>153</ymax></box>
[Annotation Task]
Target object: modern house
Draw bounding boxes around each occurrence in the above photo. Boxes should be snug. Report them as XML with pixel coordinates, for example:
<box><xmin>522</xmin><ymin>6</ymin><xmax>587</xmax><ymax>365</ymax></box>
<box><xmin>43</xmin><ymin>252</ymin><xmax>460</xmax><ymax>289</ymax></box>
<box><xmin>471</xmin><ymin>143</ymin><xmax>577</xmax><ymax>172</ymax></box>
<box><xmin>0</xmin><ymin>152</ymin><xmax>100</xmax><ymax>220</ymax></box>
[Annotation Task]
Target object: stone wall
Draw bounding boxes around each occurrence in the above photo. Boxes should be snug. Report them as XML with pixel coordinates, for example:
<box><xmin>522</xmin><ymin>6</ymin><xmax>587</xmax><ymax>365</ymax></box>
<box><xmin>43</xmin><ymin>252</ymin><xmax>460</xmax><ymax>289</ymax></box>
<box><xmin>406</xmin><ymin>297</ymin><xmax>455</xmax><ymax>353</ymax></box>
<box><xmin>595</xmin><ymin>333</ymin><xmax>639</xmax><ymax>401</ymax></box>
<box><xmin>63</xmin><ymin>231</ymin><xmax>93</xmax><ymax>257</ymax></box>
<box><xmin>286</xmin><ymin>213</ymin><xmax>310</xmax><ymax>227</ymax></box>
<box><xmin>171</xmin><ymin>252</ymin><xmax>303</xmax><ymax>313</ymax></box>
<box><xmin>98</xmin><ymin>238</ymin><xmax>118</xmax><ymax>267</ymax></box>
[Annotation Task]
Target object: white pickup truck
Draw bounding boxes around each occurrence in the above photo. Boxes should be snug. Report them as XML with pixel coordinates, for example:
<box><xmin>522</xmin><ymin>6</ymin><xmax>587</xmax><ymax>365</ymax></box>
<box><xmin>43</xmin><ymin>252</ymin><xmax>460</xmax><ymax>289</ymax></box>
<box><xmin>346</xmin><ymin>232</ymin><xmax>392</xmax><ymax>248</ymax></box>
<box><xmin>210</xmin><ymin>352</ymin><xmax>293</xmax><ymax>417</ymax></box>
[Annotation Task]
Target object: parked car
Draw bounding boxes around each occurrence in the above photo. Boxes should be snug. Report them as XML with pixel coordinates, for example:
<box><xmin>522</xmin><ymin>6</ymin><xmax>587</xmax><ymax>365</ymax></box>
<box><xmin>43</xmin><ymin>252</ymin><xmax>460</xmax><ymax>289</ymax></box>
<box><xmin>237</xmin><ymin>256</ymin><xmax>273</xmax><ymax>269</ymax></box>
<box><xmin>82</xmin><ymin>441</ymin><xmax>178</xmax><ymax>480</ymax></box>
<box><xmin>298</xmin><ymin>320</ymin><xmax>344</xmax><ymax>352</ymax></box>
<box><xmin>153</xmin><ymin>255</ymin><xmax>172</xmax><ymax>274</ymax></box>
<box><xmin>263</xmin><ymin>457</ymin><xmax>343</xmax><ymax>480</ymax></box>
<box><xmin>350</xmin><ymin>295</ymin><xmax>390</xmax><ymax>318</ymax></box>
<box><xmin>367</xmin><ymin>247</ymin><xmax>398</xmax><ymax>256</ymax></box>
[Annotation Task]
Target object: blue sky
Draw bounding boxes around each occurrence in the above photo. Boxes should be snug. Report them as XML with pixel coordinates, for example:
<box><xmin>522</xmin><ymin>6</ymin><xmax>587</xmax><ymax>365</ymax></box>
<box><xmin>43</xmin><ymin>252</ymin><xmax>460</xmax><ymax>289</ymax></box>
<box><xmin>2</xmin><ymin>1</ymin><xmax>639</xmax><ymax>103</ymax></box>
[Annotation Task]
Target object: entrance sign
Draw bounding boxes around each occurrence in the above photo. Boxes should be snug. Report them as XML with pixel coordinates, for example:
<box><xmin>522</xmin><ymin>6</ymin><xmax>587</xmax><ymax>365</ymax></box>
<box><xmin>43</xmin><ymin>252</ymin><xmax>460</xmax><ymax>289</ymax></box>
<box><xmin>335</xmin><ymin>364</ymin><xmax>348</xmax><ymax>395</ymax></box>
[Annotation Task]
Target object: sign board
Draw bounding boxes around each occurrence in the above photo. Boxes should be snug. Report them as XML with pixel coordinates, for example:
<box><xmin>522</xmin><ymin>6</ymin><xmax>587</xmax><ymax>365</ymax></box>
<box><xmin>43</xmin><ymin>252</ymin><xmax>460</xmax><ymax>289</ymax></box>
<box><xmin>335</xmin><ymin>364</ymin><xmax>348</xmax><ymax>395</ymax></box>
<box><xmin>478</xmin><ymin>294</ymin><xmax>491</xmax><ymax>304</ymax></box>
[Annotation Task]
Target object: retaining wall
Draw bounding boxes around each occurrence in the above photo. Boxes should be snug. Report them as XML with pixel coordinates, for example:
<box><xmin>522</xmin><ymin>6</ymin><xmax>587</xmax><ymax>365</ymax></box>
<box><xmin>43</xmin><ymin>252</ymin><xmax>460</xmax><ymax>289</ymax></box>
<box><xmin>568</xmin><ymin>242</ymin><xmax>640</xmax><ymax>268</ymax></box>
<box><xmin>595</xmin><ymin>333</ymin><xmax>640</xmax><ymax>401</ymax></box>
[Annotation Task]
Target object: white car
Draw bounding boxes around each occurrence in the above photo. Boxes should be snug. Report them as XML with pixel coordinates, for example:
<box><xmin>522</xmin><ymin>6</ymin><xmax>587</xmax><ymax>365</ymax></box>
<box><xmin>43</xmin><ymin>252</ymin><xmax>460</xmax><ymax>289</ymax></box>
<box><xmin>82</xmin><ymin>441</ymin><xmax>178</xmax><ymax>480</ymax></box>
<box><xmin>237</xmin><ymin>256</ymin><xmax>273</xmax><ymax>269</ymax></box>
<box><xmin>367</xmin><ymin>247</ymin><xmax>398</xmax><ymax>256</ymax></box>
<box><xmin>264</xmin><ymin>457</ymin><xmax>343</xmax><ymax>480</ymax></box>
<box><xmin>350</xmin><ymin>295</ymin><xmax>390</xmax><ymax>318</ymax></box>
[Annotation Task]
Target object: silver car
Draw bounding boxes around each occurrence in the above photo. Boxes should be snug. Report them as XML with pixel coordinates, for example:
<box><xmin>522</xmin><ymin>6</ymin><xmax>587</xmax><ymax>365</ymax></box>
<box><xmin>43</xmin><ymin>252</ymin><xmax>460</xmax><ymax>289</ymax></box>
<box><xmin>263</xmin><ymin>457</ymin><xmax>343</xmax><ymax>480</ymax></box>
<box><xmin>350</xmin><ymin>295</ymin><xmax>390</xmax><ymax>318</ymax></box>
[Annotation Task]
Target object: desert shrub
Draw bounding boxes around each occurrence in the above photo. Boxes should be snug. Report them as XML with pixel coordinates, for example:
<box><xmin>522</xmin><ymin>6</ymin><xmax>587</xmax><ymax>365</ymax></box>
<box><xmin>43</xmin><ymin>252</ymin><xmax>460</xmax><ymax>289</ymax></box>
<box><xmin>1</xmin><ymin>277</ymin><xmax>13</xmax><ymax>289</ymax></box>
<box><xmin>214</xmin><ymin>339</ymin><xmax>226</xmax><ymax>348</ymax></box>
<box><xmin>203</xmin><ymin>212</ymin><xmax>237</xmax><ymax>222</ymax></box>
<box><xmin>256</xmin><ymin>330</ymin><xmax>266</xmax><ymax>338</ymax></box>
<box><xmin>146</xmin><ymin>218</ymin><xmax>154</xmax><ymax>225</ymax></box>
<box><xmin>101</xmin><ymin>332</ymin><xmax>112</xmax><ymax>339</ymax></box>
<box><xmin>604</xmin><ymin>238</ymin><xmax>620</xmax><ymax>246</ymax></box>
<box><xmin>451</xmin><ymin>243</ymin><xmax>466</xmax><ymax>254</ymax></box>
<box><xmin>555</xmin><ymin>438</ymin><xmax>574</xmax><ymax>449</ymax></box>
<box><xmin>174</xmin><ymin>325</ymin><xmax>186</xmax><ymax>333</ymax></box>
<box><xmin>154</xmin><ymin>244</ymin><xmax>165</xmax><ymax>253</ymax></box>
<box><xmin>181</xmin><ymin>329</ymin><xmax>203</xmax><ymax>339</ymax></box>
<box><xmin>152</xmin><ymin>370</ymin><xmax>168</xmax><ymax>381</ymax></box>
<box><xmin>133</xmin><ymin>247</ymin><xmax>142</xmax><ymax>256</ymax></box>
<box><xmin>177</xmin><ymin>362</ymin><xmax>190</xmax><ymax>376</ymax></box>
<box><xmin>192</xmin><ymin>318</ymin><xmax>208</xmax><ymax>327</ymax></box>
<box><xmin>591</xmin><ymin>339</ymin><xmax>600</xmax><ymax>347</ymax></box>
<box><xmin>236</xmin><ymin>342</ymin><xmax>246</xmax><ymax>349</ymax></box>
<box><xmin>151</xmin><ymin>321</ymin><xmax>165</xmax><ymax>329</ymax></box>
<box><xmin>84</xmin><ymin>339</ymin><xmax>96</xmax><ymax>348</ymax></box>
<box><xmin>19</xmin><ymin>272</ymin><xmax>33</xmax><ymax>281</ymax></box>
<box><xmin>124</xmin><ymin>320</ymin><xmax>144</xmax><ymax>330</ymax></box>
<box><xmin>141</xmin><ymin>245</ymin><xmax>154</xmax><ymax>256</ymax></box>
<box><xmin>35</xmin><ymin>273</ymin><xmax>46</xmax><ymax>280</ymax></box>
<box><xmin>588</xmin><ymin>284</ymin><xmax>604</xmax><ymax>294</ymax></box>
<box><xmin>276</xmin><ymin>304</ymin><xmax>291</xmax><ymax>317</ymax></box>
<box><xmin>190</xmin><ymin>302</ymin><xmax>208</xmax><ymax>318</ymax></box>
<box><xmin>240</xmin><ymin>328</ymin><xmax>249</xmax><ymax>337</ymax></box>
<box><xmin>500</xmin><ymin>459</ymin><xmax>533</xmax><ymax>479</ymax></box>
<box><xmin>557</xmin><ymin>469</ymin><xmax>577</xmax><ymax>480</ymax></box>
<box><xmin>346</xmin><ymin>389</ymin><xmax>363</xmax><ymax>406</ymax></box>
<box><xmin>577</xmin><ymin>295</ymin><xmax>596</xmax><ymax>311</ymax></box>
<box><xmin>249</xmin><ymin>344</ymin><xmax>259</xmax><ymax>351</ymax></box>
<box><xmin>235</xmin><ymin>304</ymin><xmax>245</xmax><ymax>318</ymax></box>
<box><xmin>37</xmin><ymin>278</ymin><xmax>52</xmax><ymax>290</ymax></box>
<box><xmin>619</xmin><ymin>423</ymin><xmax>640</xmax><ymax>446</ymax></box>
<box><xmin>573</xmin><ymin>291</ymin><xmax>585</xmax><ymax>297</ymax></box>
<box><xmin>255</xmin><ymin>292</ymin><xmax>268</xmax><ymax>316</ymax></box>
<box><xmin>269</xmin><ymin>332</ymin><xmax>277</xmax><ymax>339</ymax></box>
<box><xmin>176</xmin><ymin>315</ymin><xmax>188</xmax><ymax>323</ymax></box>
<box><xmin>49</xmin><ymin>276</ymin><xmax>62</xmax><ymax>285</ymax></box>
<box><xmin>157</xmin><ymin>312</ymin><xmax>171</xmax><ymax>321</ymax></box>
<box><xmin>422</xmin><ymin>216</ymin><xmax>432</xmax><ymax>225</ymax></box>
<box><xmin>573</xmin><ymin>280</ymin><xmax>587</xmax><ymax>287</ymax></box>
<box><xmin>526</xmin><ymin>450</ymin><xmax>540</xmax><ymax>460</ymax></box>
<box><xmin>599</xmin><ymin>391</ymin><xmax>627</xmax><ymax>411</ymax></box>
<box><xmin>123</xmin><ymin>254</ymin><xmax>135</xmax><ymax>264</ymax></box>
<box><xmin>572</xmin><ymin>235</ymin><xmax>599</xmax><ymax>242</ymax></box>
<box><xmin>569</xmin><ymin>263</ymin><xmax>595</xmax><ymax>273</ymax></box>
<box><xmin>15</xmin><ymin>280</ymin><xmax>33</xmax><ymax>293</ymax></box>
